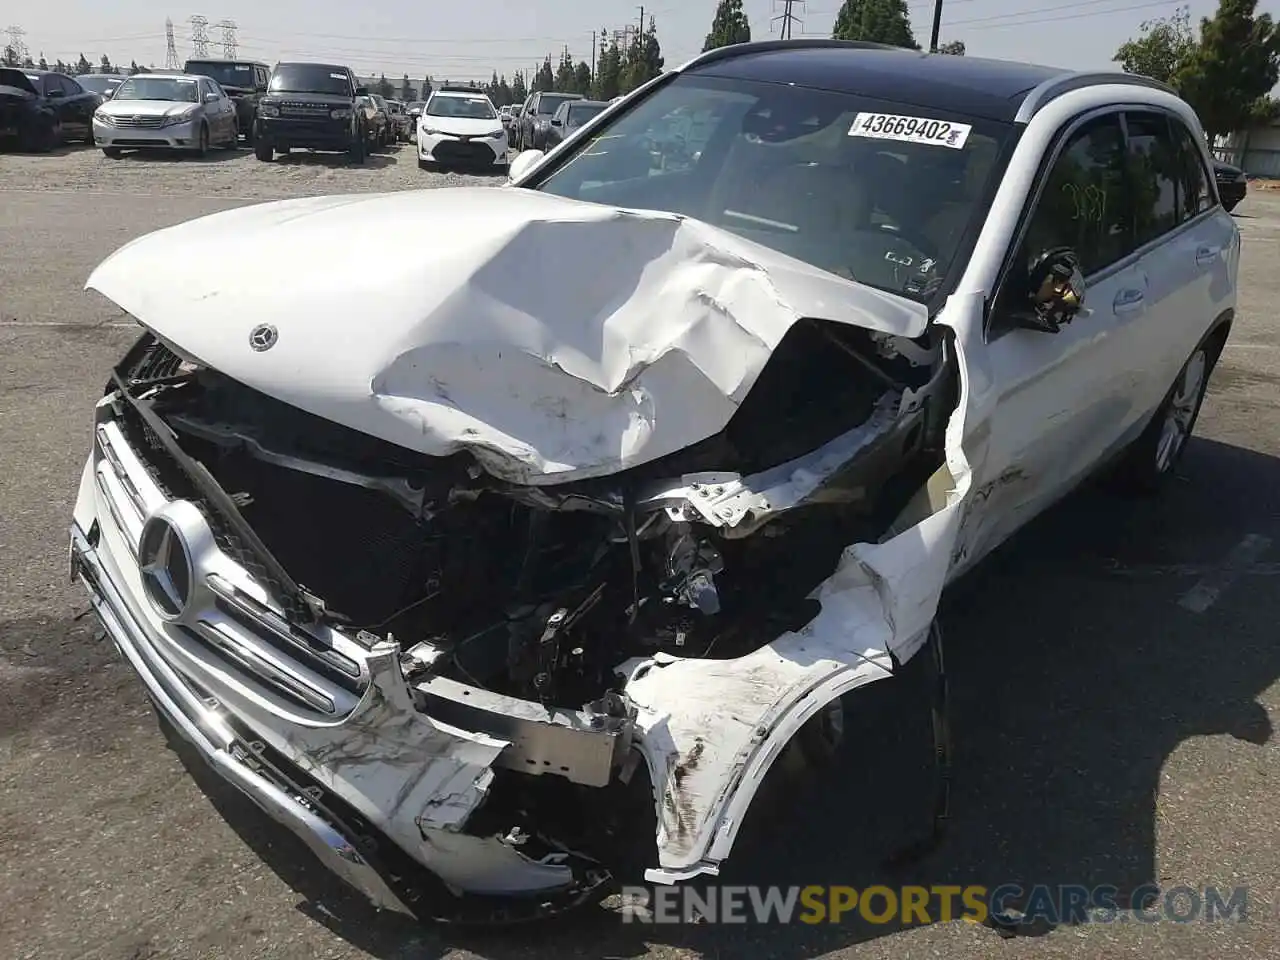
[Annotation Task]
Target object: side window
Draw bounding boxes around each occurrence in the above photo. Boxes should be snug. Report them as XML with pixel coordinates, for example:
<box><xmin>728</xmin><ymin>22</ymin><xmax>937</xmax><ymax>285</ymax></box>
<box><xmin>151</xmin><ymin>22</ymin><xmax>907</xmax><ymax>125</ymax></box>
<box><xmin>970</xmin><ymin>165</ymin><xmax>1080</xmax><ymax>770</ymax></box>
<box><xmin>1169</xmin><ymin>120</ymin><xmax>1215</xmax><ymax>219</ymax></box>
<box><xmin>1020</xmin><ymin>112</ymin><xmax>1132</xmax><ymax>279</ymax></box>
<box><xmin>1124</xmin><ymin>111</ymin><xmax>1181</xmax><ymax>246</ymax></box>
<box><xmin>62</xmin><ymin>75</ymin><xmax>84</xmax><ymax>96</ymax></box>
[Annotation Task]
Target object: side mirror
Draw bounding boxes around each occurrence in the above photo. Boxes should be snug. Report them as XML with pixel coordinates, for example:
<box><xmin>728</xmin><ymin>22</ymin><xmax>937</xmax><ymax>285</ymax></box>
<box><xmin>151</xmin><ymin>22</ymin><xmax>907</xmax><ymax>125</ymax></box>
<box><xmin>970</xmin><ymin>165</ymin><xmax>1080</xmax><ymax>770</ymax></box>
<box><xmin>551</xmin><ymin>118</ymin><xmax>562</xmax><ymax>126</ymax></box>
<box><xmin>47</xmin><ymin>89</ymin><xmax>65</xmax><ymax>99</ymax></box>
<box><xmin>204</xmin><ymin>92</ymin><xmax>219</xmax><ymax>103</ymax></box>
<box><xmin>1015</xmin><ymin>247</ymin><xmax>1085</xmax><ymax>334</ymax></box>
<box><xmin>508</xmin><ymin>148</ymin><xmax>545</xmax><ymax>182</ymax></box>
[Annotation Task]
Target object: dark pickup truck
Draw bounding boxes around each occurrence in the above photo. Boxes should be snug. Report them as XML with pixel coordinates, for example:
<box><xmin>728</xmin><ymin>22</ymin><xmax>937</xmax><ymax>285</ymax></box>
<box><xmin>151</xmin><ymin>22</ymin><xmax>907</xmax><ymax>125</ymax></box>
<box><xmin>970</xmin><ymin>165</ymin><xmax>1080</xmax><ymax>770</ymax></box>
<box><xmin>184</xmin><ymin>58</ymin><xmax>270</xmax><ymax>144</ymax></box>
<box><xmin>254</xmin><ymin>62</ymin><xmax>371</xmax><ymax>163</ymax></box>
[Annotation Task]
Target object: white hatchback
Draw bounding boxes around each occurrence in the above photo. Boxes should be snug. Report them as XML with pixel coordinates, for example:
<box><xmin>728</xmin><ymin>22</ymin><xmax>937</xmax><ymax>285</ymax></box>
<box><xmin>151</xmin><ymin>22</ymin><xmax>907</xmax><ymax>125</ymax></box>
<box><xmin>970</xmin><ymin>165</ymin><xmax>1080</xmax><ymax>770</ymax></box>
<box><xmin>416</xmin><ymin>88</ymin><xmax>508</xmax><ymax>171</ymax></box>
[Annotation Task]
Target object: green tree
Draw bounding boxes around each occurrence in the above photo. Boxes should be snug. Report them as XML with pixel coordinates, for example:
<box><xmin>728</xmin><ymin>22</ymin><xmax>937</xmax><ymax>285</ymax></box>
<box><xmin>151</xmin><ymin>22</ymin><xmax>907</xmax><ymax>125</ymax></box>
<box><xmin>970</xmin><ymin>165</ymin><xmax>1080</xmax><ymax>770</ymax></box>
<box><xmin>833</xmin><ymin>0</ymin><xmax>920</xmax><ymax>48</ymax></box>
<box><xmin>593</xmin><ymin>33</ymin><xmax>623</xmax><ymax>99</ymax></box>
<box><xmin>2</xmin><ymin>46</ymin><xmax>15</xmax><ymax>68</ymax></box>
<box><xmin>21</xmin><ymin>54</ymin><xmax>34</xmax><ymax>68</ymax></box>
<box><xmin>422</xmin><ymin>76</ymin><xmax>433</xmax><ymax>98</ymax></box>
<box><xmin>704</xmin><ymin>0</ymin><xmax>751</xmax><ymax>51</ymax></box>
<box><xmin>1176</xmin><ymin>0</ymin><xmax>1280</xmax><ymax>141</ymax></box>
<box><xmin>511</xmin><ymin>70</ymin><xmax>527</xmax><ymax>103</ymax></box>
<box><xmin>535</xmin><ymin>56</ymin><xmax>555</xmax><ymax>92</ymax></box>
<box><xmin>937</xmin><ymin>40</ymin><xmax>965</xmax><ymax>55</ymax></box>
<box><xmin>376</xmin><ymin>73</ymin><xmax>394</xmax><ymax>98</ymax></box>
<box><xmin>1114</xmin><ymin>6</ymin><xmax>1197</xmax><ymax>84</ymax></box>
<box><xmin>575</xmin><ymin>61</ymin><xmax>591</xmax><ymax>95</ymax></box>
<box><xmin>38</xmin><ymin>53</ymin><xmax>48</xmax><ymax>70</ymax></box>
<box><xmin>54</xmin><ymin>59</ymin><xmax>68</xmax><ymax>73</ymax></box>
<box><xmin>623</xmin><ymin>15</ymin><xmax>665</xmax><ymax>92</ymax></box>
<box><xmin>400</xmin><ymin>74</ymin><xmax>413</xmax><ymax>100</ymax></box>
<box><xmin>100</xmin><ymin>54</ymin><xmax>114</xmax><ymax>74</ymax></box>
<box><xmin>75</xmin><ymin>53</ymin><xmax>92</xmax><ymax>74</ymax></box>
<box><xmin>554</xmin><ymin>50</ymin><xmax>577</xmax><ymax>92</ymax></box>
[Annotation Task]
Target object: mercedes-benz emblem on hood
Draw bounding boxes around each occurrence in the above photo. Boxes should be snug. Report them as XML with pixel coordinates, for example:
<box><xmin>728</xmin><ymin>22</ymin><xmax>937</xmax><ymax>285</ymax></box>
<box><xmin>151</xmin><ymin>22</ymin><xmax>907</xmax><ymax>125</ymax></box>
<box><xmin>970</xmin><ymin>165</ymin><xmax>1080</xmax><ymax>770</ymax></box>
<box><xmin>138</xmin><ymin>514</ymin><xmax>194</xmax><ymax>621</ymax></box>
<box><xmin>249</xmin><ymin>323</ymin><xmax>279</xmax><ymax>351</ymax></box>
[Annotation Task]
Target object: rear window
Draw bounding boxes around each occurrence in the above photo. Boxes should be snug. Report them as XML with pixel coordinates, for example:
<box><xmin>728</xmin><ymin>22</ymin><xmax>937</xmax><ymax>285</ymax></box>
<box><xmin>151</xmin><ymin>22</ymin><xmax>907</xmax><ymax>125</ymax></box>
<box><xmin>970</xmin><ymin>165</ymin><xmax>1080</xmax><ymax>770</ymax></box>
<box><xmin>185</xmin><ymin>61</ymin><xmax>257</xmax><ymax>88</ymax></box>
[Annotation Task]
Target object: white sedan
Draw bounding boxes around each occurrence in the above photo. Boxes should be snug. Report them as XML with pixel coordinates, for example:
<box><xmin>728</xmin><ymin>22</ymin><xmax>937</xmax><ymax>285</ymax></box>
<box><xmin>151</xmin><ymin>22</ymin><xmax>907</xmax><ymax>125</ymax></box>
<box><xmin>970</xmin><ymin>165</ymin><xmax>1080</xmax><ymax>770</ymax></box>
<box><xmin>416</xmin><ymin>88</ymin><xmax>508</xmax><ymax>171</ymax></box>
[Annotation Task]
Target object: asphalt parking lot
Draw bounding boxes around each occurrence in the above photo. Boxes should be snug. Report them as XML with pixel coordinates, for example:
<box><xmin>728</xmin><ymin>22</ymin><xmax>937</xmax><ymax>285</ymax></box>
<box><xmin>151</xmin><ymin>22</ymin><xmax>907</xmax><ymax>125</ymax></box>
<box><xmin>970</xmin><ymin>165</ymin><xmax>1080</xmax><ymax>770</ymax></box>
<box><xmin>2</xmin><ymin>143</ymin><xmax>1280</xmax><ymax>960</ymax></box>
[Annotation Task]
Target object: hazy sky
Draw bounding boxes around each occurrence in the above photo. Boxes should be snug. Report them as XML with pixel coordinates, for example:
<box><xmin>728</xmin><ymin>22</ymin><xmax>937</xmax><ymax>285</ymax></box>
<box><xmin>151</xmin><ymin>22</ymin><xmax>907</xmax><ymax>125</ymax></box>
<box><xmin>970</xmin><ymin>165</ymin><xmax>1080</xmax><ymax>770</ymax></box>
<box><xmin>10</xmin><ymin>0</ymin><xmax>1239</xmax><ymax>82</ymax></box>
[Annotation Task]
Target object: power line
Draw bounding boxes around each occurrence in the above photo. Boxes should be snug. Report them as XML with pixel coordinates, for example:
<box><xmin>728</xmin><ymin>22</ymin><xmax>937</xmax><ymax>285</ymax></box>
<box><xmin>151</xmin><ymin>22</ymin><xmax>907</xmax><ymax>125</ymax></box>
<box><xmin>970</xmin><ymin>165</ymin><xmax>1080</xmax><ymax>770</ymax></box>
<box><xmin>949</xmin><ymin>0</ymin><xmax>1176</xmax><ymax>28</ymax></box>
<box><xmin>164</xmin><ymin>18</ymin><xmax>179</xmax><ymax>69</ymax></box>
<box><xmin>189</xmin><ymin>15</ymin><xmax>210</xmax><ymax>58</ymax></box>
<box><xmin>773</xmin><ymin>0</ymin><xmax>805</xmax><ymax>40</ymax></box>
<box><xmin>215</xmin><ymin>19</ymin><xmax>237</xmax><ymax>58</ymax></box>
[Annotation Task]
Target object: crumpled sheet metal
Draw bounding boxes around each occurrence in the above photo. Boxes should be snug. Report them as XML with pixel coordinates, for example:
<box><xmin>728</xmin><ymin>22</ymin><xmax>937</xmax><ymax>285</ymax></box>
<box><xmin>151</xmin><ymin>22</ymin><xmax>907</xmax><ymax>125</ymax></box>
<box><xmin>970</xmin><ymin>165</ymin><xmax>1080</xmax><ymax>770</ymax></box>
<box><xmin>86</xmin><ymin>187</ymin><xmax>927</xmax><ymax>484</ymax></box>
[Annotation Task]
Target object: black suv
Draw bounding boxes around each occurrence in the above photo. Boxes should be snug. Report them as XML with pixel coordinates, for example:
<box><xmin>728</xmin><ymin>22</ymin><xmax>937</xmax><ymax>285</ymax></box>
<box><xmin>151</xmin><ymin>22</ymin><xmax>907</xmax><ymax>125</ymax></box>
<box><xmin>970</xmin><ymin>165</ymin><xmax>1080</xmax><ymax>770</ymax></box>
<box><xmin>254</xmin><ymin>62</ymin><xmax>371</xmax><ymax>163</ymax></box>
<box><xmin>184</xmin><ymin>58</ymin><xmax>270</xmax><ymax>144</ymax></box>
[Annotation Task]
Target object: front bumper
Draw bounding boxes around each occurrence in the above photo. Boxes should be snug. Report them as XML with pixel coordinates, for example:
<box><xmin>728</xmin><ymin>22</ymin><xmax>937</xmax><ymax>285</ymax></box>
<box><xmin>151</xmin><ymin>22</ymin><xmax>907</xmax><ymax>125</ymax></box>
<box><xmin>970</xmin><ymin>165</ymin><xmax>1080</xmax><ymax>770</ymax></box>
<box><xmin>418</xmin><ymin>131</ymin><xmax>508</xmax><ymax>167</ymax></box>
<box><xmin>256</xmin><ymin>117</ymin><xmax>353</xmax><ymax>151</ymax></box>
<box><xmin>94</xmin><ymin>118</ymin><xmax>201</xmax><ymax>149</ymax></box>
<box><xmin>68</xmin><ymin>395</ymin><xmax>626</xmax><ymax>919</ymax></box>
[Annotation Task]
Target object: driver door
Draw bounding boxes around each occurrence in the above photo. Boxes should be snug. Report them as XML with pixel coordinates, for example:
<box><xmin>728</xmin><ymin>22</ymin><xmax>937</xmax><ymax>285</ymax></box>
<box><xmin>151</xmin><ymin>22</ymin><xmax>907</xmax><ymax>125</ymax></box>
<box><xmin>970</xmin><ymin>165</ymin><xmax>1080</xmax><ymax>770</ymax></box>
<box><xmin>957</xmin><ymin>109</ymin><xmax>1153</xmax><ymax>569</ymax></box>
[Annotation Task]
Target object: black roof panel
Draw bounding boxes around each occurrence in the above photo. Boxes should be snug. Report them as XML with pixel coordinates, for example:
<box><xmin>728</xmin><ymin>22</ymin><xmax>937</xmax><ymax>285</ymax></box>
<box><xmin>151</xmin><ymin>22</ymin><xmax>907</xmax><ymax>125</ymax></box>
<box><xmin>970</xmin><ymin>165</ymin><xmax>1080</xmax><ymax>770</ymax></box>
<box><xmin>689</xmin><ymin>43</ymin><xmax>1069</xmax><ymax>122</ymax></box>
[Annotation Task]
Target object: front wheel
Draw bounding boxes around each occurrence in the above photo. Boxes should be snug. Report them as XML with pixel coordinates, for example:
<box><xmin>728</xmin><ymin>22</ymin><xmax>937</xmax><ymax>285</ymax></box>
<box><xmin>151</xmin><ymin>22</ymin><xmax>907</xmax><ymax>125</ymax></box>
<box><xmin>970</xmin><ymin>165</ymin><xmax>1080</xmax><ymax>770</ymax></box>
<box><xmin>254</xmin><ymin>140</ymin><xmax>274</xmax><ymax>162</ymax></box>
<box><xmin>348</xmin><ymin>131</ymin><xmax>366</xmax><ymax>165</ymax></box>
<box><xmin>194</xmin><ymin>123</ymin><xmax>209</xmax><ymax>158</ymax></box>
<box><xmin>1112</xmin><ymin>340</ymin><xmax>1215</xmax><ymax>494</ymax></box>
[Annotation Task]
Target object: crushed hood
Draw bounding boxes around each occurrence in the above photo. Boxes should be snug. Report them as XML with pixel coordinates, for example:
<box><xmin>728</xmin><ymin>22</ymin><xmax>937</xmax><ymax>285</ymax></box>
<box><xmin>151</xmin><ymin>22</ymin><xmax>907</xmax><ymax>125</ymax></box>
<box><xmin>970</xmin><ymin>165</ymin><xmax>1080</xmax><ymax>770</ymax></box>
<box><xmin>86</xmin><ymin>187</ymin><xmax>929</xmax><ymax>484</ymax></box>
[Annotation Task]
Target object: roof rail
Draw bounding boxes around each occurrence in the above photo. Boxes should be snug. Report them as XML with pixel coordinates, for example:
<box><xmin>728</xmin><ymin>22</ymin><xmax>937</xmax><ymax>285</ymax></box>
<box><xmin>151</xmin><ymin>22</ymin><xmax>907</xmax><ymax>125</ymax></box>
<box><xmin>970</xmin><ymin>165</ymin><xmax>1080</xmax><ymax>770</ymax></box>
<box><xmin>1014</xmin><ymin>71</ymin><xmax>1179</xmax><ymax>123</ymax></box>
<box><xmin>679</xmin><ymin>38</ymin><xmax>904</xmax><ymax>73</ymax></box>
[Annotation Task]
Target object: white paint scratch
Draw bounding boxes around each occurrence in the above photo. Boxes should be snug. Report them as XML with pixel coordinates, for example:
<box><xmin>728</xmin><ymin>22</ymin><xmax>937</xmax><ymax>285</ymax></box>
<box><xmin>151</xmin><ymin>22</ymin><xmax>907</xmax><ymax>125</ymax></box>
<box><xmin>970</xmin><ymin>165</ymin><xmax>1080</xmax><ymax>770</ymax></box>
<box><xmin>1178</xmin><ymin>534</ymin><xmax>1274</xmax><ymax>613</ymax></box>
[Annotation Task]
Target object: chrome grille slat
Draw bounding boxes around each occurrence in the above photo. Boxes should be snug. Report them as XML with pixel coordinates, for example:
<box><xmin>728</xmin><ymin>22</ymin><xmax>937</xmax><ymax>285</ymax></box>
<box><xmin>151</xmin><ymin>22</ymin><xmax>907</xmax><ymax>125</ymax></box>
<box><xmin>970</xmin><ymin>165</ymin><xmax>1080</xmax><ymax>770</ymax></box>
<box><xmin>190</xmin><ymin>621</ymin><xmax>337</xmax><ymax>714</ymax></box>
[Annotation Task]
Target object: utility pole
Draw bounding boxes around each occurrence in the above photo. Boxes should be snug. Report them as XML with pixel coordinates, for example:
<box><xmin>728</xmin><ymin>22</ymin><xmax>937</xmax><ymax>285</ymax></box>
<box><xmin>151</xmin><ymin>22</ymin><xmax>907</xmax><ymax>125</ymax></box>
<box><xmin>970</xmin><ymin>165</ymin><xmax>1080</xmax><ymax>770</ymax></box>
<box><xmin>638</xmin><ymin>6</ymin><xmax>645</xmax><ymax>42</ymax></box>
<box><xmin>929</xmin><ymin>0</ymin><xmax>943</xmax><ymax>52</ymax></box>
<box><xmin>215</xmin><ymin>19</ymin><xmax>237</xmax><ymax>59</ymax></box>
<box><xmin>773</xmin><ymin>0</ymin><xmax>804</xmax><ymax>40</ymax></box>
<box><xmin>189</xmin><ymin>15</ymin><xmax>210</xmax><ymax>58</ymax></box>
<box><xmin>164</xmin><ymin>18</ymin><xmax>179</xmax><ymax>69</ymax></box>
<box><xmin>591</xmin><ymin>30</ymin><xmax>596</xmax><ymax>81</ymax></box>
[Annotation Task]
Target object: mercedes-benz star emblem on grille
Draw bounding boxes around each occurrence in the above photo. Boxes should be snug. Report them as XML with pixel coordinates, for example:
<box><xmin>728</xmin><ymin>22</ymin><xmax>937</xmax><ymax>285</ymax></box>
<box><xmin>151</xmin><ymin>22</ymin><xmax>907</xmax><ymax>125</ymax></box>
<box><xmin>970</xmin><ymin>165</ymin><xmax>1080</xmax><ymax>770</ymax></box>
<box><xmin>249</xmin><ymin>323</ymin><xmax>279</xmax><ymax>351</ymax></box>
<box><xmin>138</xmin><ymin>514</ymin><xmax>193</xmax><ymax>621</ymax></box>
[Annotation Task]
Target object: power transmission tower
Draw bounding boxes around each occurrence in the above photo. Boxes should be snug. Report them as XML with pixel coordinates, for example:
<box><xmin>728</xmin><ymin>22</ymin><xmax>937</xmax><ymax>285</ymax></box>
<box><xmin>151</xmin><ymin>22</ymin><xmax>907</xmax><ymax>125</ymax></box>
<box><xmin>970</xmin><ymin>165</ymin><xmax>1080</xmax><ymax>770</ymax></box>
<box><xmin>215</xmin><ymin>19</ymin><xmax>237</xmax><ymax>58</ymax></box>
<box><xmin>4</xmin><ymin>25</ymin><xmax>30</xmax><ymax>64</ymax></box>
<box><xmin>164</xmin><ymin>18</ymin><xmax>180</xmax><ymax>69</ymax></box>
<box><xmin>189</xmin><ymin>16</ymin><xmax>211</xmax><ymax>58</ymax></box>
<box><xmin>772</xmin><ymin>0</ymin><xmax>804</xmax><ymax>40</ymax></box>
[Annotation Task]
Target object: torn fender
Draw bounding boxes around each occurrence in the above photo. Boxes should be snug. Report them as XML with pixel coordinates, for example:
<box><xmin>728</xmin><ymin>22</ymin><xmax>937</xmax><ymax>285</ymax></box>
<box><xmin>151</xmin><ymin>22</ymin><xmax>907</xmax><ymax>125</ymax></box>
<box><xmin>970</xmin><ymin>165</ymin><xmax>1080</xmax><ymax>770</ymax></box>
<box><xmin>621</xmin><ymin>291</ymin><xmax>991</xmax><ymax>883</ymax></box>
<box><xmin>85</xmin><ymin>187</ymin><xmax>927</xmax><ymax>485</ymax></box>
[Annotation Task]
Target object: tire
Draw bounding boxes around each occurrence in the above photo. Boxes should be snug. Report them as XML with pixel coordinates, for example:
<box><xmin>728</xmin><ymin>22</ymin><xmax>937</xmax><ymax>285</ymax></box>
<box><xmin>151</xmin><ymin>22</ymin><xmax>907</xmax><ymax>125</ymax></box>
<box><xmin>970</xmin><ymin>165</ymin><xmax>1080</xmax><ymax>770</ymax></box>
<box><xmin>254</xmin><ymin>140</ymin><xmax>273</xmax><ymax>162</ymax></box>
<box><xmin>348</xmin><ymin>131</ymin><xmax>366</xmax><ymax>165</ymax></box>
<box><xmin>83</xmin><ymin>124</ymin><xmax>94</xmax><ymax>145</ymax></box>
<box><xmin>1112</xmin><ymin>338</ymin><xmax>1216</xmax><ymax>494</ymax></box>
<box><xmin>102</xmin><ymin>146</ymin><xmax>122</xmax><ymax>158</ymax></box>
<box><xmin>194</xmin><ymin>123</ymin><xmax>209</xmax><ymax>158</ymax></box>
<box><xmin>20</xmin><ymin>120</ymin><xmax>59</xmax><ymax>153</ymax></box>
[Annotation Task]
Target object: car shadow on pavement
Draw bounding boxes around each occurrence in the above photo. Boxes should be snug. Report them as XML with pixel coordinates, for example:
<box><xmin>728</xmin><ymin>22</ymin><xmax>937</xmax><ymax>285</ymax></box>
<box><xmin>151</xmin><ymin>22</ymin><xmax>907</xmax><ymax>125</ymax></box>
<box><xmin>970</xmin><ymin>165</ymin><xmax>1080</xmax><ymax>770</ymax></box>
<box><xmin>268</xmin><ymin>148</ymin><xmax>399</xmax><ymax>169</ymax></box>
<box><xmin>111</xmin><ymin>148</ymin><xmax>245</xmax><ymax>164</ymax></box>
<box><xmin>149</xmin><ymin>434</ymin><xmax>1280</xmax><ymax>959</ymax></box>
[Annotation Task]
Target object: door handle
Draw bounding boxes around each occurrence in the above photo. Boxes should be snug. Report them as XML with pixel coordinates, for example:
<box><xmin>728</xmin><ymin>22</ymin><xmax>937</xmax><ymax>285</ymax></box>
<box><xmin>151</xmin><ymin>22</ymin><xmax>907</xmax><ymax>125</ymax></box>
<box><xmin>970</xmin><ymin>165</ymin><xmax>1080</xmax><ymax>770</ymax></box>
<box><xmin>1196</xmin><ymin>246</ymin><xmax>1220</xmax><ymax>265</ymax></box>
<box><xmin>1113</xmin><ymin>288</ymin><xmax>1146</xmax><ymax>314</ymax></box>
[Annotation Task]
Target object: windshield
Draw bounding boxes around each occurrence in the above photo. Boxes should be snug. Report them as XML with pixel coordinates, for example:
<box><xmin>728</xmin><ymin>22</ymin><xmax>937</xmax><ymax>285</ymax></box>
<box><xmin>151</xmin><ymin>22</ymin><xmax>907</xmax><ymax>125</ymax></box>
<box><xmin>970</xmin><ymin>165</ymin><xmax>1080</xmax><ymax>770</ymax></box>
<box><xmin>567</xmin><ymin>103</ymin><xmax>606</xmax><ymax>127</ymax></box>
<box><xmin>78</xmin><ymin>75</ymin><xmax>123</xmax><ymax>96</ymax></box>
<box><xmin>426</xmin><ymin>95</ymin><xmax>496</xmax><ymax>119</ymax></box>
<box><xmin>533</xmin><ymin>75</ymin><xmax>1010</xmax><ymax>304</ymax></box>
<box><xmin>268</xmin><ymin>65</ymin><xmax>352</xmax><ymax>96</ymax></box>
<box><xmin>536</xmin><ymin>94</ymin><xmax>577</xmax><ymax>116</ymax></box>
<box><xmin>113</xmin><ymin>76</ymin><xmax>200</xmax><ymax>102</ymax></box>
<box><xmin>185</xmin><ymin>62</ymin><xmax>256</xmax><ymax>88</ymax></box>
<box><xmin>408</xmin><ymin>101</ymin><xmax>424</xmax><ymax>111</ymax></box>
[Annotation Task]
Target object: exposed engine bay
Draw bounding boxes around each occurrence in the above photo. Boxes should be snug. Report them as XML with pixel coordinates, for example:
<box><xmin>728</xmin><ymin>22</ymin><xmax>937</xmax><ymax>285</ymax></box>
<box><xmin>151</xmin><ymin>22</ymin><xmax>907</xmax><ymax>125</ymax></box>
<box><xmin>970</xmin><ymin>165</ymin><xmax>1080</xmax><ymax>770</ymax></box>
<box><xmin>116</xmin><ymin>317</ymin><xmax>955</xmax><ymax>714</ymax></box>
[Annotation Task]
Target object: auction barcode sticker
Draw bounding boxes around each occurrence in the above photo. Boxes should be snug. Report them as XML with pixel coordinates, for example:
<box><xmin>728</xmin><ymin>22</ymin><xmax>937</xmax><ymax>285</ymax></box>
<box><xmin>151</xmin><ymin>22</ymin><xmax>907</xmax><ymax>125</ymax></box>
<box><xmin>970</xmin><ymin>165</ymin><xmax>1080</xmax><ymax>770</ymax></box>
<box><xmin>848</xmin><ymin>112</ymin><xmax>972</xmax><ymax>149</ymax></box>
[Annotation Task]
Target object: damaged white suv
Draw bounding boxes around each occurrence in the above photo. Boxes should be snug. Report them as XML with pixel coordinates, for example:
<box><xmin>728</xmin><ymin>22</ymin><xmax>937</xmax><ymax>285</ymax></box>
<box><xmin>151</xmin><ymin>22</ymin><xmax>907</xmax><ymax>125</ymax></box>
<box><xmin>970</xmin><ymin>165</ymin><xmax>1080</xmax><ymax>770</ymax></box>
<box><xmin>71</xmin><ymin>39</ymin><xmax>1239</xmax><ymax>921</ymax></box>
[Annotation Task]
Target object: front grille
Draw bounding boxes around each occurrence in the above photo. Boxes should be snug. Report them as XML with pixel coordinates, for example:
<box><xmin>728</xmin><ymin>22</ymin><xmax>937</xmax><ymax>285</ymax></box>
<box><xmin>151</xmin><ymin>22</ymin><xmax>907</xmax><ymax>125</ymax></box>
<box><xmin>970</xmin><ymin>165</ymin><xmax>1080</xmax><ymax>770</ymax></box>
<box><xmin>432</xmin><ymin>139</ymin><xmax>496</xmax><ymax>165</ymax></box>
<box><xmin>113</xmin><ymin>116</ymin><xmax>167</xmax><ymax>129</ymax></box>
<box><xmin>280</xmin><ymin>102</ymin><xmax>332</xmax><ymax>117</ymax></box>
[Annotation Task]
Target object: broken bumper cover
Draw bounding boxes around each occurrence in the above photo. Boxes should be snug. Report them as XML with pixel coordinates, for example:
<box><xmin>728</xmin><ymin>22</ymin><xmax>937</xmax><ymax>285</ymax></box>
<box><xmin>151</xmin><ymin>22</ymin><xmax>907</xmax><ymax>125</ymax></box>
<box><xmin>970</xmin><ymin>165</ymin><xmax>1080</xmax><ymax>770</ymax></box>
<box><xmin>69</xmin><ymin>514</ymin><xmax>614</xmax><ymax>921</ymax></box>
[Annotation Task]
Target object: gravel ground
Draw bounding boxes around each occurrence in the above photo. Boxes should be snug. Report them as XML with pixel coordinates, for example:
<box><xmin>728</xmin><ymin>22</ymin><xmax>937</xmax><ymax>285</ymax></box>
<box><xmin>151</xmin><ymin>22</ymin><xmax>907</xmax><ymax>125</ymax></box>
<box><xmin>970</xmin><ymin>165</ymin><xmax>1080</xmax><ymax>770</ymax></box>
<box><xmin>2</xmin><ymin>145</ymin><xmax>1280</xmax><ymax>960</ymax></box>
<box><xmin>0</xmin><ymin>139</ymin><xmax>502</xmax><ymax>199</ymax></box>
